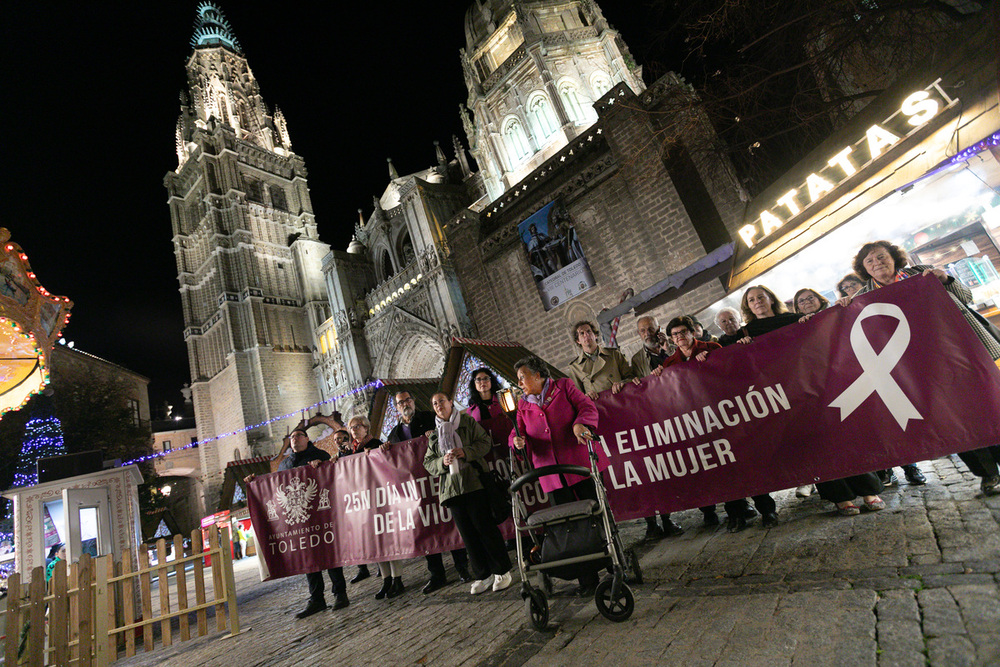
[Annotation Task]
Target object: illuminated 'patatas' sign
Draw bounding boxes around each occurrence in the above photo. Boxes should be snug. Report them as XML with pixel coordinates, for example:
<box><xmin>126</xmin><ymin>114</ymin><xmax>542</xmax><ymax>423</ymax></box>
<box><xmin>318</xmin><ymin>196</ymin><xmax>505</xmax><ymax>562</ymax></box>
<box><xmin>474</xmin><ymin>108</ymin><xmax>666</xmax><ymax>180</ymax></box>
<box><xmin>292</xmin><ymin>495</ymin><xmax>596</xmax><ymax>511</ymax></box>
<box><xmin>739</xmin><ymin>79</ymin><xmax>956</xmax><ymax>249</ymax></box>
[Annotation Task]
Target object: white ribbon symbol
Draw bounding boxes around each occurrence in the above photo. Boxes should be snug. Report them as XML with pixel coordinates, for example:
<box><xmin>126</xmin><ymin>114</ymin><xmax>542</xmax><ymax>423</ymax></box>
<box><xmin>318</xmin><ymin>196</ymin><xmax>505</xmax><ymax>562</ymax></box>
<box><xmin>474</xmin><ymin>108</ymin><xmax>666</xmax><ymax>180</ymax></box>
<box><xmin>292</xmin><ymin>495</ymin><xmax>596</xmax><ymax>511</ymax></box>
<box><xmin>829</xmin><ymin>302</ymin><xmax>923</xmax><ymax>430</ymax></box>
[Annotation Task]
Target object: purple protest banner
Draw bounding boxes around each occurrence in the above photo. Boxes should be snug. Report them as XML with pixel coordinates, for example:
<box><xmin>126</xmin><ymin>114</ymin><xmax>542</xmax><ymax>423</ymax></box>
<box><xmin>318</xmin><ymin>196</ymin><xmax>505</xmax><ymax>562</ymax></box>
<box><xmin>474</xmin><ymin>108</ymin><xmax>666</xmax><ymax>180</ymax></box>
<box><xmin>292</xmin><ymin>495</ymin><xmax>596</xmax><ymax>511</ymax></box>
<box><xmin>595</xmin><ymin>275</ymin><xmax>1000</xmax><ymax>518</ymax></box>
<box><xmin>247</xmin><ymin>436</ymin><xmax>547</xmax><ymax>581</ymax></box>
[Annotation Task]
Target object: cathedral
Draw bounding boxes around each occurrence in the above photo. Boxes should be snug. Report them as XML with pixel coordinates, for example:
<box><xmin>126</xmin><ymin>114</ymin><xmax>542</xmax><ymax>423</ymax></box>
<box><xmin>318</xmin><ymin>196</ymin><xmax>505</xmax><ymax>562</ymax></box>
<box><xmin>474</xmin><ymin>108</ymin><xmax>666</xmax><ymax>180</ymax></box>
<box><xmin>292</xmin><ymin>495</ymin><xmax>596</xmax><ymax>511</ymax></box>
<box><xmin>164</xmin><ymin>3</ymin><xmax>331</xmax><ymax>499</ymax></box>
<box><xmin>166</xmin><ymin>1</ymin><xmax>742</xmax><ymax>506</ymax></box>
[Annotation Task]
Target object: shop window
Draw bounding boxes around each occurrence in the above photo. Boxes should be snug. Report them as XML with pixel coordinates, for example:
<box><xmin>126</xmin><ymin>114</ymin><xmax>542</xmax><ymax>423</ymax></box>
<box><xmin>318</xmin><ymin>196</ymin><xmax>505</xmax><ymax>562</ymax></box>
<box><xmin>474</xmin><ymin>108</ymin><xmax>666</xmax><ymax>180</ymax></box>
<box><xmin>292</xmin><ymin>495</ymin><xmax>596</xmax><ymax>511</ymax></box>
<box><xmin>163</xmin><ymin>440</ymin><xmax>172</xmax><ymax>452</ymax></box>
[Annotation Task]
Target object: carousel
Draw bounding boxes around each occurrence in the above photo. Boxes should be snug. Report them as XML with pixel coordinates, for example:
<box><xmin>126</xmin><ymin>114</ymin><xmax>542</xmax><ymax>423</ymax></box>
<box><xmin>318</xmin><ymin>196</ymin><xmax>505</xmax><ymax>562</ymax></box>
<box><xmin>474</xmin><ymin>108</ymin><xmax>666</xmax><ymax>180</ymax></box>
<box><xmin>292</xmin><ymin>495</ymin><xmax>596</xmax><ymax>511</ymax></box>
<box><xmin>0</xmin><ymin>228</ymin><xmax>72</xmax><ymax>416</ymax></box>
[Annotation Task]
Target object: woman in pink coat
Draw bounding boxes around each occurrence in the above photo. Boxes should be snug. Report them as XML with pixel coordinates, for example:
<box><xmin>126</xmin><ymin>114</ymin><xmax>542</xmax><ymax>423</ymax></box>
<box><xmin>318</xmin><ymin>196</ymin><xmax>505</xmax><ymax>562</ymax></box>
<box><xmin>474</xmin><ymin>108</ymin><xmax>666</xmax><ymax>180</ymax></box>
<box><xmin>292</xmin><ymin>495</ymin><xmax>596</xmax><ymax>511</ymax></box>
<box><xmin>509</xmin><ymin>355</ymin><xmax>606</xmax><ymax>595</ymax></box>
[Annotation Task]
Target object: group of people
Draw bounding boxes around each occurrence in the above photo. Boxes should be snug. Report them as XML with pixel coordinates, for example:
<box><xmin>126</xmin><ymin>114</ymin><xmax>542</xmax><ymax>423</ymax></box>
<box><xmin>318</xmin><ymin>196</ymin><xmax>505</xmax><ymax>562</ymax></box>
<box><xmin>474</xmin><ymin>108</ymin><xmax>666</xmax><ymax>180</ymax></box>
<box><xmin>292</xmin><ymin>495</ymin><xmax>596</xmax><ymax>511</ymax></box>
<box><xmin>251</xmin><ymin>238</ymin><xmax>1000</xmax><ymax>621</ymax></box>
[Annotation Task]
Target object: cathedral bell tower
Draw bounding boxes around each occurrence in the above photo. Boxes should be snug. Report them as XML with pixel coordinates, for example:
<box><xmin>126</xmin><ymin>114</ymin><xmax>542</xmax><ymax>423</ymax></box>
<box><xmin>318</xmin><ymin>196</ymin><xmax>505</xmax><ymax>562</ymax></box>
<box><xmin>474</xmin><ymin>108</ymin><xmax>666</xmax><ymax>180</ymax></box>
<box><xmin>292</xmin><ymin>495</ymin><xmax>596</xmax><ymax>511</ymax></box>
<box><xmin>460</xmin><ymin>0</ymin><xmax>644</xmax><ymax>201</ymax></box>
<box><xmin>164</xmin><ymin>3</ymin><xmax>331</xmax><ymax>504</ymax></box>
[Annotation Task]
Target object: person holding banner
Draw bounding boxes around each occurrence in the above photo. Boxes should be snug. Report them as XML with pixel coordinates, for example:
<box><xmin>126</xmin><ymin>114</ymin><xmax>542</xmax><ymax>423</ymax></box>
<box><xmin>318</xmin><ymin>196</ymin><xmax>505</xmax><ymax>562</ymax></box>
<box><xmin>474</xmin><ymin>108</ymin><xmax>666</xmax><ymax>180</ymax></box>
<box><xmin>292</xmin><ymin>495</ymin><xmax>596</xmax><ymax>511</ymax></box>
<box><xmin>628</xmin><ymin>316</ymin><xmax>690</xmax><ymax>536</ymax></box>
<box><xmin>647</xmin><ymin>315</ymin><xmax>728</xmax><ymax>528</ymax></box>
<box><xmin>731</xmin><ymin>285</ymin><xmax>818</xmax><ymax>529</ymax></box>
<box><xmin>510</xmin><ymin>355</ymin><xmax>605</xmax><ymax>596</ymax></box>
<box><xmin>246</xmin><ymin>428</ymin><xmax>349</xmax><ymax>618</ymax></box>
<box><xmin>567</xmin><ymin>320</ymin><xmax>636</xmax><ymax>400</ymax></box>
<box><xmin>424</xmin><ymin>392</ymin><xmax>513</xmax><ymax>595</ymax></box>
<box><xmin>715</xmin><ymin>307</ymin><xmax>747</xmax><ymax>347</ymax></box>
<box><xmin>845</xmin><ymin>240</ymin><xmax>1000</xmax><ymax>496</ymax></box>
<box><xmin>387</xmin><ymin>391</ymin><xmax>473</xmax><ymax>594</ymax></box>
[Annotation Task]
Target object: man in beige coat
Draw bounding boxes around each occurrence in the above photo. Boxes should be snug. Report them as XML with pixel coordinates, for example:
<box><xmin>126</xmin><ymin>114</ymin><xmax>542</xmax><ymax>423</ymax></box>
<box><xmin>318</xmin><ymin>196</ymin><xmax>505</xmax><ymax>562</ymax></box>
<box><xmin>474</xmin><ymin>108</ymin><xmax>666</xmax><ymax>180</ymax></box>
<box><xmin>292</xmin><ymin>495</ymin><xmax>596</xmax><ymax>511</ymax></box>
<box><xmin>567</xmin><ymin>320</ymin><xmax>634</xmax><ymax>400</ymax></box>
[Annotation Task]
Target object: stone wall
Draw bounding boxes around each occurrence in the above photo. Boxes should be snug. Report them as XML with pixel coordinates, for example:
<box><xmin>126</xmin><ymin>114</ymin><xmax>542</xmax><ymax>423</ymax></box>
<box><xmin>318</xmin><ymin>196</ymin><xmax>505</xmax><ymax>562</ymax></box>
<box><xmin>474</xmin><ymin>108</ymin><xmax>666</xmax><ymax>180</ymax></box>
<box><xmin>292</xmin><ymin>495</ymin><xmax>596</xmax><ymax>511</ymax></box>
<box><xmin>446</xmin><ymin>78</ymin><xmax>741</xmax><ymax>373</ymax></box>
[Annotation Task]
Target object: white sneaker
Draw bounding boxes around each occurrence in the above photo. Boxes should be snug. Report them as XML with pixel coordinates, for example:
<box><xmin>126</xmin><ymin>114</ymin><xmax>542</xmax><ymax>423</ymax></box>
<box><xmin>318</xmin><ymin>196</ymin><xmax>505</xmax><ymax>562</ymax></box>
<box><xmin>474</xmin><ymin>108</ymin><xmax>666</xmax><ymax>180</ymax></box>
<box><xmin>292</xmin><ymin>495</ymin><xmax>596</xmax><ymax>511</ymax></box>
<box><xmin>795</xmin><ymin>485</ymin><xmax>812</xmax><ymax>497</ymax></box>
<box><xmin>492</xmin><ymin>571</ymin><xmax>513</xmax><ymax>592</ymax></box>
<box><xmin>470</xmin><ymin>575</ymin><xmax>495</xmax><ymax>595</ymax></box>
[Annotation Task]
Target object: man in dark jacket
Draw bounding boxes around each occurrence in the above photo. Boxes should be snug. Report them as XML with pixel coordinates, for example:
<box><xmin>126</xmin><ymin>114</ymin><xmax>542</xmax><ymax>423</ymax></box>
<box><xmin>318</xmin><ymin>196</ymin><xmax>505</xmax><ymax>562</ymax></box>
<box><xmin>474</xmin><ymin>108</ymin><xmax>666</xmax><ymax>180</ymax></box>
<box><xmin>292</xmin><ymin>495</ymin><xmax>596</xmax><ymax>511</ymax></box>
<box><xmin>247</xmin><ymin>428</ymin><xmax>348</xmax><ymax>618</ymax></box>
<box><xmin>388</xmin><ymin>390</ymin><xmax>471</xmax><ymax>593</ymax></box>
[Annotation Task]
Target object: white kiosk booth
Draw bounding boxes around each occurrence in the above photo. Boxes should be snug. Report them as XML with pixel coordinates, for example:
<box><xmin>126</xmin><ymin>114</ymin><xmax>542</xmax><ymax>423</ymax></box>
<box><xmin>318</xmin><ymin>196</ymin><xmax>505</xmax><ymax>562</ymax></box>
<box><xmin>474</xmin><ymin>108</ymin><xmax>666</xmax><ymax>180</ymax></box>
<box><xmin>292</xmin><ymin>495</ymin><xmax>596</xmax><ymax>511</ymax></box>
<box><xmin>3</xmin><ymin>465</ymin><xmax>143</xmax><ymax>581</ymax></box>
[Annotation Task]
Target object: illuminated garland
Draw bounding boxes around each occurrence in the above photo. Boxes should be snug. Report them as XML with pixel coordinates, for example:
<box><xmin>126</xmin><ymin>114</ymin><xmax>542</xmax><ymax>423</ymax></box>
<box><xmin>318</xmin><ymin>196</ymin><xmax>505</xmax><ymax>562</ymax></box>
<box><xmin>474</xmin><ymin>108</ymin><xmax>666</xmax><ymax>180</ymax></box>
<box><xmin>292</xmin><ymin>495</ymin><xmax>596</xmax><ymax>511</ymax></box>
<box><xmin>123</xmin><ymin>379</ymin><xmax>385</xmax><ymax>465</ymax></box>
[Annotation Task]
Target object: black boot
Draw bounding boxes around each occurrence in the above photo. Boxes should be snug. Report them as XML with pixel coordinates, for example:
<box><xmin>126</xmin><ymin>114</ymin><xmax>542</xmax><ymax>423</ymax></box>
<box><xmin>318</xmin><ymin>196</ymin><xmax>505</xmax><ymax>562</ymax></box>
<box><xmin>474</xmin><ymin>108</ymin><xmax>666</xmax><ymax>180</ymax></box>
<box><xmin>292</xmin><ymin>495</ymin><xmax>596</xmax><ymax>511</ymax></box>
<box><xmin>295</xmin><ymin>598</ymin><xmax>327</xmax><ymax>619</ymax></box>
<box><xmin>386</xmin><ymin>577</ymin><xmax>405</xmax><ymax>599</ymax></box>
<box><xmin>456</xmin><ymin>565</ymin><xmax>472</xmax><ymax>583</ymax></box>
<box><xmin>332</xmin><ymin>593</ymin><xmax>349</xmax><ymax>610</ymax></box>
<box><xmin>702</xmin><ymin>509</ymin><xmax>720</xmax><ymax>526</ymax></box>
<box><xmin>661</xmin><ymin>516</ymin><xmax>684</xmax><ymax>537</ymax></box>
<box><xmin>644</xmin><ymin>516</ymin><xmax>662</xmax><ymax>540</ymax></box>
<box><xmin>374</xmin><ymin>577</ymin><xmax>392</xmax><ymax>600</ymax></box>
<box><xmin>351</xmin><ymin>565</ymin><xmax>370</xmax><ymax>584</ymax></box>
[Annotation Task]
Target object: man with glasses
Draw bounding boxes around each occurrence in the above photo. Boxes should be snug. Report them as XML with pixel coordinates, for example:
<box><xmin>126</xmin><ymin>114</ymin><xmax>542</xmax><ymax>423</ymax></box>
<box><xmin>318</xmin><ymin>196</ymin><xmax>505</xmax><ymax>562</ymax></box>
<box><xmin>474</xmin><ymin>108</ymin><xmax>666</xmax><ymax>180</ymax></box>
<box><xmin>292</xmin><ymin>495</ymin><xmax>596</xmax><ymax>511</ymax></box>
<box><xmin>386</xmin><ymin>390</ymin><xmax>472</xmax><ymax>593</ymax></box>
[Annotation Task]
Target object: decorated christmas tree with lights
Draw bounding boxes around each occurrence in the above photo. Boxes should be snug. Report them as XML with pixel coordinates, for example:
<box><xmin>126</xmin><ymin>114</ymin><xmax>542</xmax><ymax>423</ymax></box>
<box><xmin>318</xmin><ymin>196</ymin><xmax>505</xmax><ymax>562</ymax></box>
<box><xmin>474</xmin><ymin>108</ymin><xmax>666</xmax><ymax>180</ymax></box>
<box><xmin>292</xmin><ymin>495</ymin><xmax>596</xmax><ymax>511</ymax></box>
<box><xmin>11</xmin><ymin>410</ymin><xmax>67</xmax><ymax>489</ymax></box>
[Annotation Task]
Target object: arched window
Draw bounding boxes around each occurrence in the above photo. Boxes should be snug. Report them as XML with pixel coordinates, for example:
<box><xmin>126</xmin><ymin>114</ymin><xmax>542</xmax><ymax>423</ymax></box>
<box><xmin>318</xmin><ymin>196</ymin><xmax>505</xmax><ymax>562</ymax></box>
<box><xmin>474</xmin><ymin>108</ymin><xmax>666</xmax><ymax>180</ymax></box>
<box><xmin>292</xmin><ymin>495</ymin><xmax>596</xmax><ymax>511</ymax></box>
<box><xmin>379</xmin><ymin>248</ymin><xmax>394</xmax><ymax>281</ymax></box>
<box><xmin>591</xmin><ymin>72</ymin><xmax>613</xmax><ymax>98</ymax></box>
<box><xmin>559</xmin><ymin>82</ymin><xmax>584</xmax><ymax>124</ymax></box>
<box><xmin>398</xmin><ymin>230</ymin><xmax>415</xmax><ymax>267</ymax></box>
<box><xmin>527</xmin><ymin>94</ymin><xmax>558</xmax><ymax>139</ymax></box>
<box><xmin>503</xmin><ymin>118</ymin><xmax>531</xmax><ymax>164</ymax></box>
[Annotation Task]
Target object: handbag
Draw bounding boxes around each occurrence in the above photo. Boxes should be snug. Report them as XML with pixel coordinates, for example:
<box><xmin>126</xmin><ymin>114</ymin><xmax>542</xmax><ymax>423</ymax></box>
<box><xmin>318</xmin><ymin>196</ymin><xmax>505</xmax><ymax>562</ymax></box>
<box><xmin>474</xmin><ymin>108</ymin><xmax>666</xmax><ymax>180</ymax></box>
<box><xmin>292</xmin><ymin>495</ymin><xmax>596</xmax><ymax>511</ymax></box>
<box><xmin>470</xmin><ymin>460</ymin><xmax>512</xmax><ymax>524</ymax></box>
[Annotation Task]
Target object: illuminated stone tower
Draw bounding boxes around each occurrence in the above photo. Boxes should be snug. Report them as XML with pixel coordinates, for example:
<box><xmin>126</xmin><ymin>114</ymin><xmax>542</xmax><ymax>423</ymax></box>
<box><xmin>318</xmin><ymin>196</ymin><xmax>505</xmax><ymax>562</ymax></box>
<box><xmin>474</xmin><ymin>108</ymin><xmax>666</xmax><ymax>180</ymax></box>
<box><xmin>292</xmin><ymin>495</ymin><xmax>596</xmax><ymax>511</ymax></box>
<box><xmin>460</xmin><ymin>0</ymin><xmax>645</xmax><ymax>201</ymax></box>
<box><xmin>163</xmin><ymin>3</ymin><xmax>330</xmax><ymax>500</ymax></box>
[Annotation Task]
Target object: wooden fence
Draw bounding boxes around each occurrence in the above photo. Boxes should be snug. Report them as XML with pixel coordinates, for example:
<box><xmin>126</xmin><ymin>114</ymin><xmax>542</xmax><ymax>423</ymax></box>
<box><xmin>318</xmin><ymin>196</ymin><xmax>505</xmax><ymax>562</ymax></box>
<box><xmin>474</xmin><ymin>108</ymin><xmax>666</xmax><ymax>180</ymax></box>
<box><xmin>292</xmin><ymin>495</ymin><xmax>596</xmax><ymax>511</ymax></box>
<box><xmin>1</xmin><ymin>526</ymin><xmax>241</xmax><ymax>666</ymax></box>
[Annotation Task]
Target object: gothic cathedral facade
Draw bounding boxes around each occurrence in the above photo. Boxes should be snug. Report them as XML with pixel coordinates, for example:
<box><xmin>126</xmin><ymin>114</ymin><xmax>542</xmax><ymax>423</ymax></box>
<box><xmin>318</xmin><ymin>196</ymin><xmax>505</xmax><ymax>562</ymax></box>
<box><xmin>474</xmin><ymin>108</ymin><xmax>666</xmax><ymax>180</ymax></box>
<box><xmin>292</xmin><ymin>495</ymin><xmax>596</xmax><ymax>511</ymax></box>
<box><xmin>164</xmin><ymin>4</ymin><xmax>330</xmax><ymax>498</ymax></box>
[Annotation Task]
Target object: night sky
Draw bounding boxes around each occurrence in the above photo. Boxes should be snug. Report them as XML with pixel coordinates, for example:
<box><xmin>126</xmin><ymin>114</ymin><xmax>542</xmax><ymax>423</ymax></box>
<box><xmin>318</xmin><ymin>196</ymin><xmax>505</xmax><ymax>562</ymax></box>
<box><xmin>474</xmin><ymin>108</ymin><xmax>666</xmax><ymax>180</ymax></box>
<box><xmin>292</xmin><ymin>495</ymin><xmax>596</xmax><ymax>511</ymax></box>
<box><xmin>4</xmin><ymin>2</ymin><xmax>675</xmax><ymax>415</ymax></box>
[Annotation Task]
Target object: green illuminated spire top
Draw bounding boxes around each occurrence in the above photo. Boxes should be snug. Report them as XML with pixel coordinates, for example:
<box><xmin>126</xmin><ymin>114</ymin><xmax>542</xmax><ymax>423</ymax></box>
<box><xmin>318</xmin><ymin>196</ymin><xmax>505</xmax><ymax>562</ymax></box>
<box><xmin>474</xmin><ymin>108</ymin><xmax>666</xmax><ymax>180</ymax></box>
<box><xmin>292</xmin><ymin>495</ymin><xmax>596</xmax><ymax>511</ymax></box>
<box><xmin>190</xmin><ymin>2</ymin><xmax>242</xmax><ymax>53</ymax></box>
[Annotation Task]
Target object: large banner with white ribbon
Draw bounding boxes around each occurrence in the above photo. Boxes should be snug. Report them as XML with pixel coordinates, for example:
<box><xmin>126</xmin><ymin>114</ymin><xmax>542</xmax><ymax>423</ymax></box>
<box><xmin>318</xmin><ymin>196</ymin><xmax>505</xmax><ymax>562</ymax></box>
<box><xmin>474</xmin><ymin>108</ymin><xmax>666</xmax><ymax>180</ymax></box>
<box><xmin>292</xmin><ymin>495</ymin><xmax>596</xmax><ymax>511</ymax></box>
<box><xmin>590</xmin><ymin>275</ymin><xmax>1000</xmax><ymax>516</ymax></box>
<box><xmin>247</xmin><ymin>276</ymin><xmax>1000</xmax><ymax>579</ymax></box>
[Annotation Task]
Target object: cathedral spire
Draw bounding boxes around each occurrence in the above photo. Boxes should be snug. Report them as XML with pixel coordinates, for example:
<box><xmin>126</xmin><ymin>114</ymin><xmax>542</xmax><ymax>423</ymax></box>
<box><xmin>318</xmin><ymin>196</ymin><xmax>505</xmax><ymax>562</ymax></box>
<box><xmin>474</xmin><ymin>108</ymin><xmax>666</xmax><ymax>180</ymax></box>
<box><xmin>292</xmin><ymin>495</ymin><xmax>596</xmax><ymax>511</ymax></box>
<box><xmin>387</xmin><ymin>157</ymin><xmax>399</xmax><ymax>180</ymax></box>
<box><xmin>190</xmin><ymin>2</ymin><xmax>242</xmax><ymax>53</ymax></box>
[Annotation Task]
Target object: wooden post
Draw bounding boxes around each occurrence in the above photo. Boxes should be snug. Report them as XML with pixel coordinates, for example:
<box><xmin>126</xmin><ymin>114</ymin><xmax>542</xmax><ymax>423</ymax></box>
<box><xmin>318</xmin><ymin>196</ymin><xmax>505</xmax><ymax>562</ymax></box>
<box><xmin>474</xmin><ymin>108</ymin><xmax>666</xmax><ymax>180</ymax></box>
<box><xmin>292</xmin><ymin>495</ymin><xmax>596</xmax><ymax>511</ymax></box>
<box><xmin>208</xmin><ymin>527</ymin><xmax>227</xmax><ymax>632</ymax></box>
<box><xmin>137</xmin><ymin>545</ymin><xmax>154</xmax><ymax>652</ymax></box>
<box><xmin>51</xmin><ymin>560</ymin><xmax>69</xmax><ymax>666</ymax></box>
<box><xmin>156</xmin><ymin>538</ymin><xmax>172</xmax><ymax>646</ymax></box>
<box><xmin>28</xmin><ymin>566</ymin><xmax>45</xmax><ymax>667</ymax></box>
<box><xmin>69</xmin><ymin>561</ymin><xmax>80</xmax><ymax>661</ymax></box>
<box><xmin>121</xmin><ymin>548</ymin><xmax>136</xmax><ymax>657</ymax></box>
<box><xmin>78</xmin><ymin>554</ymin><xmax>93</xmax><ymax>667</ymax></box>
<box><xmin>174</xmin><ymin>534</ymin><xmax>190</xmax><ymax>641</ymax></box>
<box><xmin>4</xmin><ymin>571</ymin><xmax>20</xmax><ymax>666</ymax></box>
<box><xmin>191</xmin><ymin>529</ymin><xmax>207</xmax><ymax>637</ymax></box>
<box><xmin>220</xmin><ymin>524</ymin><xmax>241</xmax><ymax>636</ymax></box>
<box><xmin>94</xmin><ymin>556</ymin><xmax>111</xmax><ymax>667</ymax></box>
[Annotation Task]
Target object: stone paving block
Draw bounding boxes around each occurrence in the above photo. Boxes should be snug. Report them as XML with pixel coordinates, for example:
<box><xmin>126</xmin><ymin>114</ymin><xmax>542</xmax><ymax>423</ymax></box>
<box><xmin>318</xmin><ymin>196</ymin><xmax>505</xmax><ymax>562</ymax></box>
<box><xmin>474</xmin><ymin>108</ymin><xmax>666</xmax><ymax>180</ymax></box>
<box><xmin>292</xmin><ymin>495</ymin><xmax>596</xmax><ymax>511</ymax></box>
<box><xmin>922</xmin><ymin>573</ymin><xmax>996</xmax><ymax>588</ymax></box>
<box><xmin>926</xmin><ymin>635</ymin><xmax>977</xmax><ymax>667</ymax></box>
<box><xmin>900</xmin><ymin>562</ymin><xmax>965</xmax><ymax>576</ymax></box>
<box><xmin>918</xmin><ymin>588</ymin><xmax>966</xmax><ymax>636</ymax></box>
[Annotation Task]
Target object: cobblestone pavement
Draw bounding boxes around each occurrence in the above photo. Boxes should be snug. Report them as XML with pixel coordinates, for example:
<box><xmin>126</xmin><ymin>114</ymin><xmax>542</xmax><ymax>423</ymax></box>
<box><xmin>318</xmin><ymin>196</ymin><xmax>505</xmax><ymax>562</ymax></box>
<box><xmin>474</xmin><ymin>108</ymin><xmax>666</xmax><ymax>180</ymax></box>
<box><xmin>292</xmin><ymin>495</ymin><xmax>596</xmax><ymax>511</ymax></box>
<box><xmin>117</xmin><ymin>456</ymin><xmax>1000</xmax><ymax>666</ymax></box>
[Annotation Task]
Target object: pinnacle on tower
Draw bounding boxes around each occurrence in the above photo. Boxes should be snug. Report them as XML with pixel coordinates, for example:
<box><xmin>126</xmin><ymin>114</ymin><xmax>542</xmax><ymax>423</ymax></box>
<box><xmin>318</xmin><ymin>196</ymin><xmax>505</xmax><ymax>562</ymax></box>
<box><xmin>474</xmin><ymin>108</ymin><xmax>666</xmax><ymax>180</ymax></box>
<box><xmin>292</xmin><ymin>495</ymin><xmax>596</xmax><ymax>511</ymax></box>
<box><xmin>191</xmin><ymin>2</ymin><xmax>242</xmax><ymax>53</ymax></box>
<box><xmin>387</xmin><ymin>157</ymin><xmax>399</xmax><ymax>180</ymax></box>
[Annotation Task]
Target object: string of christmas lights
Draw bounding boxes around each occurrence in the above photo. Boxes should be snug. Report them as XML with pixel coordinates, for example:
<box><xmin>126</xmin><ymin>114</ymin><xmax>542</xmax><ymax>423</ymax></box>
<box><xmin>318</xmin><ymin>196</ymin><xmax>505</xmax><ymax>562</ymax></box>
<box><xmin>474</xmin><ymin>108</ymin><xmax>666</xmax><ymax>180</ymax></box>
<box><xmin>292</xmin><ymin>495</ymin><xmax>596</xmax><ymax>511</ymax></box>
<box><xmin>123</xmin><ymin>379</ymin><xmax>385</xmax><ymax>466</ymax></box>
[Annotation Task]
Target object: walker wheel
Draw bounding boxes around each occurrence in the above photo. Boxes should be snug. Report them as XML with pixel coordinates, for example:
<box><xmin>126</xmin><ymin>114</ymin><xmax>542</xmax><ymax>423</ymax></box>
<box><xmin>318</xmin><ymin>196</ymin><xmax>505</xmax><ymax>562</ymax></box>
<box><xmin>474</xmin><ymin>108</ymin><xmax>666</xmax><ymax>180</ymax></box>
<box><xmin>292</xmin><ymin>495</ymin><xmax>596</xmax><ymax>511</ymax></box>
<box><xmin>625</xmin><ymin>548</ymin><xmax>643</xmax><ymax>585</ymax></box>
<box><xmin>594</xmin><ymin>580</ymin><xmax>634</xmax><ymax>622</ymax></box>
<box><xmin>525</xmin><ymin>589</ymin><xmax>549</xmax><ymax>630</ymax></box>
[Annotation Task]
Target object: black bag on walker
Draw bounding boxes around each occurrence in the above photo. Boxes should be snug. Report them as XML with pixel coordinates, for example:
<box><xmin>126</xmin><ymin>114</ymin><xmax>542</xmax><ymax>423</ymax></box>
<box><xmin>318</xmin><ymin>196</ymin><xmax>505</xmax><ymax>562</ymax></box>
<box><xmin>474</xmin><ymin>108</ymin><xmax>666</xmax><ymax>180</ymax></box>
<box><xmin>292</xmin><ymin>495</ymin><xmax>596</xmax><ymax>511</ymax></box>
<box><xmin>539</xmin><ymin>515</ymin><xmax>609</xmax><ymax>580</ymax></box>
